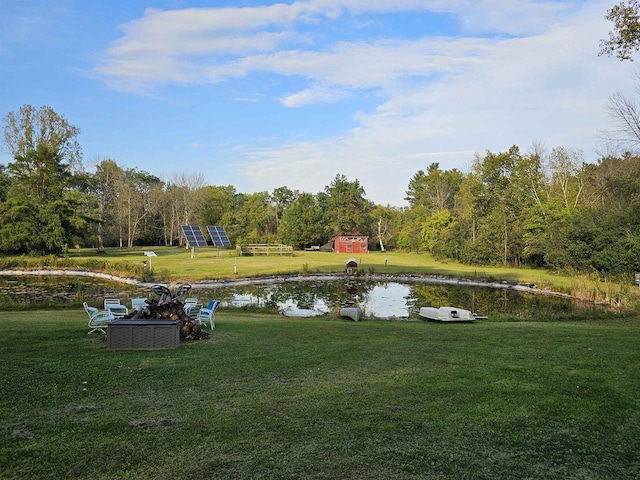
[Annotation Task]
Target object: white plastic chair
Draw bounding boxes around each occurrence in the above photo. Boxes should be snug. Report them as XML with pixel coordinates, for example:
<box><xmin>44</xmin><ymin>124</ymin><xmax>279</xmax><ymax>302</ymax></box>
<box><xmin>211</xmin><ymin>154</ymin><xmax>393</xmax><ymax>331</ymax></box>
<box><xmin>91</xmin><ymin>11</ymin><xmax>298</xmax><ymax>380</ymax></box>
<box><xmin>84</xmin><ymin>302</ymin><xmax>115</xmax><ymax>334</ymax></box>
<box><xmin>195</xmin><ymin>308</ymin><xmax>215</xmax><ymax>329</ymax></box>
<box><xmin>183</xmin><ymin>297</ymin><xmax>198</xmax><ymax>311</ymax></box>
<box><xmin>185</xmin><ymin>303</ymin><xmax>202</xmax><ymax>320</ymax></box>
<box><xmin>195</xmin><ymin>300</ymin><xmax>220</xmax><ymax>329</ymax></box>
<box><xmin>104</xmin><ymin>298</ymin><xmax>128</xmax><ymax>318</ymax></box>
<box><xmin>131</xmin><ymin>297</ymin><xmax>148</xmax><ymax>312</ymax></box>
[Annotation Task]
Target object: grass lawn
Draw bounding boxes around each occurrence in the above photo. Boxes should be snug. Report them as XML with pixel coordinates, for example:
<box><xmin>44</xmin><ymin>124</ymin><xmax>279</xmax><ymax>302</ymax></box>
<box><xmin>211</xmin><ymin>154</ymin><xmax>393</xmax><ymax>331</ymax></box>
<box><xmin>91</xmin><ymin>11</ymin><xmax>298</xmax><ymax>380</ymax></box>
<box><xmin>62</xmin><ymin>246</ymin><xmax>573</xmax><ymax>289</ymax></box>
<box><xmin>1</xmin><ymin>310</ymin><xmax>639</xmax><ymax>479</ymax></box>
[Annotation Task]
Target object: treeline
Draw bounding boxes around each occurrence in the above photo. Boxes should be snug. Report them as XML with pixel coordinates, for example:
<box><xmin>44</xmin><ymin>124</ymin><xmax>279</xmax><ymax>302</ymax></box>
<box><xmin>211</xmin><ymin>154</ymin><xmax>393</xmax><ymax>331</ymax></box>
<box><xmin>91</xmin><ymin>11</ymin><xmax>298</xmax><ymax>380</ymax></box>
<box><xmin>1</xmin><ymin>105</ymin><xmax>639</xmax><ymax>275</ymax></box>
<box><xmin>402</xmin><ymin>146</ymin><xmax>640</xmax><ymax>274</ymax></box>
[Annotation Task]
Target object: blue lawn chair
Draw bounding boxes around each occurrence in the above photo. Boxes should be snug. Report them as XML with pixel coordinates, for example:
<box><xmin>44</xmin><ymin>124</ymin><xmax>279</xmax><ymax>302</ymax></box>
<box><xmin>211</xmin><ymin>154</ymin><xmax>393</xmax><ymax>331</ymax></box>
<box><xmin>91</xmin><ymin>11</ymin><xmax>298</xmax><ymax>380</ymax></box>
<box><xmin>196</xmin><ymin>300</ymin><xmax>220</xmax><ymax>329</ymax></box>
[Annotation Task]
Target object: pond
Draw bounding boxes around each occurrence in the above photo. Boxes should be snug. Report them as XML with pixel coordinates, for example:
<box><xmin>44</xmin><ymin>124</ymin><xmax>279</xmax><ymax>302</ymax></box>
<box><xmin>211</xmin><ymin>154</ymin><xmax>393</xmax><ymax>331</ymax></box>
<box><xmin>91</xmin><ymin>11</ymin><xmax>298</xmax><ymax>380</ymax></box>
<box><xmin>0</xmin><ymin>275</ymin><xmax>144</xmax><ymax>309</ymax></box>
<box><xmin>197</xmin><ymin>279</ymin><xmax>591</xmax><ymax>320</ymax></box>
<box><xmin>0</xmin><ymin>274</ymin><xmax>594</xmax><ymax>321</ymax></box>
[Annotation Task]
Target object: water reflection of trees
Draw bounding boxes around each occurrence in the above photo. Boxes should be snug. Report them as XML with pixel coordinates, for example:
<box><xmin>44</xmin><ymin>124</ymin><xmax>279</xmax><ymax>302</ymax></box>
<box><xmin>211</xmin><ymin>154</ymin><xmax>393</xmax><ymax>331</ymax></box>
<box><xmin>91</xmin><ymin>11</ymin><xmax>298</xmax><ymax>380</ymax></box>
<box><xmin>196</xmin><ymin>281</ymin><xmax>377</xmax><ymax>311</ymax></box>
<box><xmin>409</xmin><ymin>284</ymin><xmax>588</xmax><ymax>319</ymax></box>
<box><xmin>196</xmin><ymin>280</ymin><xmax>587</xmax><ymax>319</ymax></box>
<box><xmin>0</xmin><ymin>276</ymin><xmax>141</xmax><ymax>307</ymax></box>
<box><xmin>267</xmin><ymin>281</ymin><xmax>376</xmax><ymax>311</ymax></box>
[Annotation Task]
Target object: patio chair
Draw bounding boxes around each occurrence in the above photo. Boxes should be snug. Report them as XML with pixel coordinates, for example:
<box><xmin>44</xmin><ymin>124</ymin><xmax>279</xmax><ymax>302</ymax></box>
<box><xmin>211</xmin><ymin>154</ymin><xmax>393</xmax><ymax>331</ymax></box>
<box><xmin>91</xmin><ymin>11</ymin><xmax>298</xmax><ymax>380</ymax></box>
<box><xmin>84</xmin><ymin>302</ymin><xmax>115</xmax><ymax>334</ymax></box>
<box><xmin>196</xmin><ymin>300</ymin><xmax>220</xmax><ymax>329</ymax></box>
<box><xmin>205</xmin><ymin>300</ymin><xmax>220</xmax><ymax>313</ymax></box>
<box><xmin>104</xmin><ymin>298</ymin><xmax>128</xmax><ymax>318</ymax></box>
<box><xmin>131</xmin><ymin>297</ymin><xmax>148</xmax><ymax>312</ymax></box>
<box><xmin>183</xmin><ymin>297</ymin><xmax>198</xmax><ymax>313</ymax></box>
<box><xmin>185</xmin><ymin>302</ymin><xmax>202</xmax><ymax>321</ymax></box>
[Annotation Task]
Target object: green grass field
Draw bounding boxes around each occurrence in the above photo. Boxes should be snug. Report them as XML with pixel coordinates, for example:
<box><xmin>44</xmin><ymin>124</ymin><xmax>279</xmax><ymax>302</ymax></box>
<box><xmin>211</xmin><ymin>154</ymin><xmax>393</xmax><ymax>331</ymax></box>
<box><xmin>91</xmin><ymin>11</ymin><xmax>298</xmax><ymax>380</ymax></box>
<box><xmin>1</xmin><ymin>310</ymin><xmax>638</xmax><ymax>479</ymax></box>
<box><xmin>60</xmin><ymin>246</ymin><xmax>572</xmax><ymax>288</ymax></box>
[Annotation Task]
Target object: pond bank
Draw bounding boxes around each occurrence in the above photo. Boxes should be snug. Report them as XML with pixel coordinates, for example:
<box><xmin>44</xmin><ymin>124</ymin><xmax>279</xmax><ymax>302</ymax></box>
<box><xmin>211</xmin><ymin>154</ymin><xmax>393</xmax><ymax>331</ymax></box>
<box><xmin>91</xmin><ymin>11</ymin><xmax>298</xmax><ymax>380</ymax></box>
<box><xmin>0</xmin><ymin>268</ymin><xmax>571</xmax><ymax>299</ymax></box>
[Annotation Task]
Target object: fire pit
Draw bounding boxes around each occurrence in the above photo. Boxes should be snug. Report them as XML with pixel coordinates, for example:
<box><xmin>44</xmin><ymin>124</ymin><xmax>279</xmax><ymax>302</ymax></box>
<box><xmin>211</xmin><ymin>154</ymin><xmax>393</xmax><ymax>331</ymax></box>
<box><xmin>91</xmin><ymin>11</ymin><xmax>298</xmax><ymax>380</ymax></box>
<box><xmin>107</xmin><ymin>318</ymin><xmax>180</xmax><ymax>350</ymax></box>
<box><xmin>106</xmin><ymin>284</ymin><xmax>210</xmax><ymax>349</ymax></box>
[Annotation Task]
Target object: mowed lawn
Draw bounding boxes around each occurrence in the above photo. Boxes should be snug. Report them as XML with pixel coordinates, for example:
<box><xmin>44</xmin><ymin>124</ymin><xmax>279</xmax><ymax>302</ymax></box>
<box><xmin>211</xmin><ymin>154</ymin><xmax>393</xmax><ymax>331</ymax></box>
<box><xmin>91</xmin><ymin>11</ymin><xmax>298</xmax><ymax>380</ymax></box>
<box><xmin>63</xmin><ymin>246</ymin><xmax>571</xmax><ymax>289</ymax></box>
<box><xmin>1</xmin><ymin>310</ymin><xmax>639</xmax><ymax>479</ymax></box>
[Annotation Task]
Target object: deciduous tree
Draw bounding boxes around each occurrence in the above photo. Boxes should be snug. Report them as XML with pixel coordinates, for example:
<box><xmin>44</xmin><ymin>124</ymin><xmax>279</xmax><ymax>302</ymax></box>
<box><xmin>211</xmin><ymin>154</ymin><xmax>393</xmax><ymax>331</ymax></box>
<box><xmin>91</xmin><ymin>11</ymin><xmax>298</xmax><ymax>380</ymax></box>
<box><xmin>369</xmin><ymin>204</ymin><xmax>402</xmax><ymax>251</ymax></box>
<box><xmin>271</xmin><ymin>186</ymin><xmax>297</xmax><ymax>229</ymax></box>
<box><xmin>600</xmin><ymin>1</ymin><xmax>640</xmax><ymax>61</ymax></box>
<box><xmin>3</xmin><ymin>104</ymin><xmax>82</xmax><ymax>171</ymax></box>
<box><xmin>90</xmin><ymin>159</ymin><xmax>122</xmax><ymax>250</ymax></box>
<box><xmin>405</xmin><ymin>163</ymin><xmax>462</xmax><ymax>213</ymax></box>
<box><xmin>324</xmin><ymin>174</ymin><xmax>372</xmax><ymax>236</ymax></box>
<box><xmin>0</xmin><ymin>105</ymin><xmax>87</xmax><ymax>254</ymax></box>
<box><xmin>279</xmin><ymin>193</ymin><xmax>324</xmax><ymax>248</ymax></box>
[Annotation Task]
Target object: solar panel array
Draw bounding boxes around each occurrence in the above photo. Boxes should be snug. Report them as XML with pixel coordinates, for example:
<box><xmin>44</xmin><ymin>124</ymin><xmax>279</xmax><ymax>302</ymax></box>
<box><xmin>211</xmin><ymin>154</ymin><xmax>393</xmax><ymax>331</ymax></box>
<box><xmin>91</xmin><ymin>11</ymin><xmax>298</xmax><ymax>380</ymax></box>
<box><xmin>207</xmin><ymin>225</ymin><xmax>232</xmax><ymax>248</ymax></box>
<box><xmin>181</xmin><ymin>225</ymin><xmax>208</xmax><ymax>247</ymax></box>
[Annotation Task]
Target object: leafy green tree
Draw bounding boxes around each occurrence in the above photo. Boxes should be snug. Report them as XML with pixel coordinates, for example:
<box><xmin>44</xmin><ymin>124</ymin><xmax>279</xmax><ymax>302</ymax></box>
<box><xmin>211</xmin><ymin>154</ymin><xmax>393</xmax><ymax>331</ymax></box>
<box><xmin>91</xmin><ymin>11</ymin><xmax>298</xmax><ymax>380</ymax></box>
<box><xmin>200</xmin><ymin>185</ymin><xmax>237</xmax><ymax>227</ymax></box>
<box><xmin>405</xmin><ymin>163</ymin><xmax>464</xmax><ymax>256</ymax></box>
<box><xmin>271</xmin><ymin>186</ymin><xmax>297</xmax><ymax>230</ymax></box>
<box><xmin>105</xmin><ymin>168</ymin><xmax>163</xmax><ymax>247</ymax></box>
<box><xmin>451</xmin><ymin>172</ymin><xmax>483</xmax><ymax>263</ymax></box>
<box><xmin>405</xmin><ymin>163</ymin><xmax>463</xmax><ymax>213</ymax></box>
<box><xmin>600</xmin><ymin>1</ymin><xmax>640</xmax><ymax>61</ymax></box>
<box><xmin>222</xmin><ymin>191</ymin><xmax>275</xmax><ymax>245</ymax></box>
<box><xmin>579</xmin><ymin>154</ymin><xmax>640</xmax><ymax>272</ymax></box>
<box><xmin>3</xmin><ymin>104</ymin><xmax>82</xmax><ymax>170</ymax></box>
<box><xmin>0</xmin><ymin>105</ymin><xmax>89</xmax><ymax>254</ymax></box>
<box><xmin>396</xmin><ymin>205</ymin><xmax>425</xmax><ymax>253</ymax></box>
<box><xmin>0</xmin><ymin>200</ymin><xmax>61</xmax><ymax>254</ymax></box>
<box><xmin>324</xmin><ymin>174</ymin><xmax>372</xmax><ymax>236</ymax></box>
<box><xmin>420</xmin><ymin>209</ymin><xmax>455</xmax><ymax>254</ymax></box>
<box><xmin>6</xmin><ymin>143</ymin><xmax>69</xmax><ymax>205</ymax></box>
<box><xmin>454</xmin><ymin>146</ymin><xmax>540</xmax><ymax>266</ymax></box>
<box><xmin>527</xmin><ymin>147</ymin><xmax>587</xmax><ymax>269</ymax></box>
<box><xmin>471</xmin><ymin>147</ymin><xmax>521</xmax><ymax>264</ymax></box>
<box><xmin>88</xmin><ymin>159</ymin><xmax>122</xmax><ymax>249</ymax></box>
<box><xmin>0</xmin><ymin>165</ymin><xmax>11</xmax><ymax>202</ymax></box>
<box><xmin>0</xmin><ymin>144</ymin><xmax>85</xmax><ymax>254</ymax></box>
<box><xmin>279</xmin><ymin>193</ymin><xmax>324</xmax><ymax>248</ymax></box>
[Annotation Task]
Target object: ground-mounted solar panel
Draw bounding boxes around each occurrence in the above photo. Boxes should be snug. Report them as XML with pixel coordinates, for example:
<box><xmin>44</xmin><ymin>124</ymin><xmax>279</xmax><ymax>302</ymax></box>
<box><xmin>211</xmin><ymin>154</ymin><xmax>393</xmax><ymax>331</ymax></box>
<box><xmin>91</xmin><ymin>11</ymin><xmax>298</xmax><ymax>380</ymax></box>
<box><xmin>207</xmin><ymin>225</ymin><xmax>232</xmax><ymax>248</ymax></box>
<box><xmin>181</xmin><ymin>225</ymin><xmax>208</xmax><ymax>247</ymax></box>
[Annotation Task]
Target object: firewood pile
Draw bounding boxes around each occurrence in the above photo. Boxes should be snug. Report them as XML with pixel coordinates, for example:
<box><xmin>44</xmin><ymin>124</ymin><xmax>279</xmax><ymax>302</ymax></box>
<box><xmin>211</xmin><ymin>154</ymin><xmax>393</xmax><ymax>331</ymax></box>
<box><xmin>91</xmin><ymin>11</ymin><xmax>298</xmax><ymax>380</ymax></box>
<box><xmin>124</xmin><ymin>284</ymin><xmax>210</xmax><ymax>341</ymax></box>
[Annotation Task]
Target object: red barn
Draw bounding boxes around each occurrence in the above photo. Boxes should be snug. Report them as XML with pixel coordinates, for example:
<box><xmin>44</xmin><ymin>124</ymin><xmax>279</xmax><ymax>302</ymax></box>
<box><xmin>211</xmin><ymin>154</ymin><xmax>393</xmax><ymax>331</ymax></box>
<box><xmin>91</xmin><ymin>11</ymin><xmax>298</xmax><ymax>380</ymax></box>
<box><xmin>334</xmin><ymin>235</ymin><xmax>368</xmax><ymax>254</ymax></box>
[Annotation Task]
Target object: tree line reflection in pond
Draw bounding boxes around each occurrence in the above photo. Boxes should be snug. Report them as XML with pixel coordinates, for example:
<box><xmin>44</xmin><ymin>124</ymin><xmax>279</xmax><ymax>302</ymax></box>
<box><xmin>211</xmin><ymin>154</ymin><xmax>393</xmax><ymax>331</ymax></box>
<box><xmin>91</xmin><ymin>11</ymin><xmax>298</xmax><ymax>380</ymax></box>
<box><xmin>200</xmin><ymin>280</ymin><xmax>590</xmax><ymax>321</ymax></box>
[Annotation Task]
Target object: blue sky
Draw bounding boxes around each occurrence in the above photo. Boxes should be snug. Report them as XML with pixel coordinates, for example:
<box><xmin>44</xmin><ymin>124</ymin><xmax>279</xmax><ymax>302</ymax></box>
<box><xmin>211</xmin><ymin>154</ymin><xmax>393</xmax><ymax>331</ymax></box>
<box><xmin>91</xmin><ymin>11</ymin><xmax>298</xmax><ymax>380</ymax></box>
<box><xmin>0</xmin><ymin>0</ymin><xmax>633</xmax><ymax>206</ymax></box>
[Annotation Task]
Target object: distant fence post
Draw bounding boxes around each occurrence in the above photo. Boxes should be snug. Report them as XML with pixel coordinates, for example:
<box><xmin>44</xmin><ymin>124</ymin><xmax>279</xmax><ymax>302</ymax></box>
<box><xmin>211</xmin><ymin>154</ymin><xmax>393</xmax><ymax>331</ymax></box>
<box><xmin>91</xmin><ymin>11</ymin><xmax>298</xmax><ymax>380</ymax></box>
<box><xmin>635</xmin><ymin>273</ymin><xmax>640</xmax><ymax>287</ymax></box>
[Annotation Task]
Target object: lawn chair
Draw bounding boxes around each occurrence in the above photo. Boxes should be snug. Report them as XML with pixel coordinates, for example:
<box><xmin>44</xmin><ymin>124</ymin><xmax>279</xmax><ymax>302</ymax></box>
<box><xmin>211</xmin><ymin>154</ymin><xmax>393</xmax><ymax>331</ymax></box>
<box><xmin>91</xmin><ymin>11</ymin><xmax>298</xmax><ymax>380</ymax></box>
<box><xmin>131</xmin><ymin>297</ymin><xmax>148</xmax><ymax>312</ymax></box>
<box><xmin>196</xmin><ymin>300</ymin><xmax>220</xmax><ymax>329</ymax></box>
<box><xmin>183</xmin><ymin>297</ymin><xmax>198</xmax><ymax>313</ymax></box>
<box><xmin>185</xmin><ymin>302</ymin><xmax>202</xmax><ymax>321</ymax></box>
<box><xmin>205</xmin><ymin>300</ymin><xmax>220</xmax><ymax>313</ymax></box>
<box><xmin>84</xmin><ymin>302</ymin><xmax>115</xmax><ymax>334</ymax></box>
<box><xmin>104</xmin><ymin>298</ymin><xmax>128</xmax><ymax>318</ymax></box>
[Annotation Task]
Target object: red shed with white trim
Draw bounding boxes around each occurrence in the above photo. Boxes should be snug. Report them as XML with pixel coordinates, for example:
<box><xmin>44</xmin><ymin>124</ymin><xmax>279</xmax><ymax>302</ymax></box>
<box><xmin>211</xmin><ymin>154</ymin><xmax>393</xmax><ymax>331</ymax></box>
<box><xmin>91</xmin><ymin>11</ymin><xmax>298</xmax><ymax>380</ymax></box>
<box><xmin>334</xmin><ymin>235</ymin><xmax>368</xmax><ymax>254</ymax></box>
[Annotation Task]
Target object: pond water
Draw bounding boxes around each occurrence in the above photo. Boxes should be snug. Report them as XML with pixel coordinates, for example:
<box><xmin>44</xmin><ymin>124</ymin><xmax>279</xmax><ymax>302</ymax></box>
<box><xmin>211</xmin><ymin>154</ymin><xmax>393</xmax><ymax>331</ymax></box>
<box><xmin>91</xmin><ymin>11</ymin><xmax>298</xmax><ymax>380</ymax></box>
<box><xmin>0</xmin><ymin>275</ymin><xmax>592</xmax><ymax>320</ymax></box>
<box><xmin>199</xmin><ymin>279</ymin><xmax>588</xmax><ymax>320</ymax></box>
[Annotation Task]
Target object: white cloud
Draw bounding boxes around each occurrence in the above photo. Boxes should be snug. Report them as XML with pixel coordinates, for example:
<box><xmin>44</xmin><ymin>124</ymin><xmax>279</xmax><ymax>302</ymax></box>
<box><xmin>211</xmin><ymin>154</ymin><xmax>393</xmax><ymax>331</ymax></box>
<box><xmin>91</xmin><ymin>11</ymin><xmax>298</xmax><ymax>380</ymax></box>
<box><xmin>93</xmin><ymin>0</ymin><xmax>633</xmax><ymax>205</ymax></box>
<box><xmin>96</xmin><ymin>0</ymin><xmax>582</xmax><ymax>91</ymax></box>
<box><xmin>280</xmin><ymin>85</ymin><xmax>350</xmax><ymax>107</ymax></box>
<box><xmin>233</xmin><ymin>1</ymin><xmax>632</xmax><ymax>205</ymax></box>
